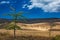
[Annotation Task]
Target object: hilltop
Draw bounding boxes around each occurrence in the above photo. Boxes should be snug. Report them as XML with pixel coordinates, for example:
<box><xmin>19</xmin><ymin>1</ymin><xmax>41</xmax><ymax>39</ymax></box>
<box><xmin>0</xmin><ymin>18</ymin><xmax>60</xmax><ymax>24</ymax></box>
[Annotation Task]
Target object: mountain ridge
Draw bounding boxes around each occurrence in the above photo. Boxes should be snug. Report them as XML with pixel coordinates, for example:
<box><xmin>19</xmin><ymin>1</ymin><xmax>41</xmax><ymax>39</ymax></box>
<box><xmin>0</xmin><ymin>18</ymin><xmax>60</xmax><ymax>24</ymax></box>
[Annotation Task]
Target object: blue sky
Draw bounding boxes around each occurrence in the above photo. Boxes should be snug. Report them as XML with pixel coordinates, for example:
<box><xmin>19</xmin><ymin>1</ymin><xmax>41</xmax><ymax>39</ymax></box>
<box><xmin>0</xmin><ymin>0</ymin><xmax>60</xmax><ymax>19</ymax></box>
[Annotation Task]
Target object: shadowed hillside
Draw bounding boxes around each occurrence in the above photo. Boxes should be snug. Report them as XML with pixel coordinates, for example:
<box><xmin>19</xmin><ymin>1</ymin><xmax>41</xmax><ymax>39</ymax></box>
<box><xmin>0</xmin><ymin>18</ymin><xmax>60</xmax><ymax>23</ymax></box>
<box><xmin>0</xmin><ymin>18</ymin><xmax>60</xmax><ymax>40</ymax></box>
<box><xmin>0</xmin><ymin>18</ymin><xmax>60</xmax><ymax>29</ymax></box>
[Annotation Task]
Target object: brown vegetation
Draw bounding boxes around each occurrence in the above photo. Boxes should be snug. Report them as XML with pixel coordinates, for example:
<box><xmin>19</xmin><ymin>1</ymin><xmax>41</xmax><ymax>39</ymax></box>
<box><xmin>0</xmin><ymin>29</ymin><xmax>60</xmax><ymax>40</ymax></box>
<box><xmin>0</xmin><ymin>29</ymin><xmax>51</xmax><ymax>40</ymax></box>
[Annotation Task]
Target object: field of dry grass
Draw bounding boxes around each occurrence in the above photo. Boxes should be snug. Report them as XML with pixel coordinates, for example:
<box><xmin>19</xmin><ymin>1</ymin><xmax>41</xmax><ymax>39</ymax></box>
<box><xmin>0</xmin><ymin>22</ymin><xmax>60</xmax><ymax>40</ymax></box>
<box><xmin>0</xmin><ymin>29</ymin><xmax>49</xmax><ymax>36</ymax></box>
<box><xmin>0</xmin><ymin>29</ymin><xmax>50</xmax><ymax>40</ymax></box>
<box><xmin>0</xmin><ymin>29</ymin><xmax>60</xmax><ymax>40</ymax></box>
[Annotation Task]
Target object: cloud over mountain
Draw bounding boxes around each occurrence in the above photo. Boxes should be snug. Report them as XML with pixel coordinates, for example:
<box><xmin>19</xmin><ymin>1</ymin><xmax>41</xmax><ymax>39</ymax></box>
<box><xmin>23</xmin><ymin>0</ymin><xmax>60</xmax><ymax>12</ymax></box>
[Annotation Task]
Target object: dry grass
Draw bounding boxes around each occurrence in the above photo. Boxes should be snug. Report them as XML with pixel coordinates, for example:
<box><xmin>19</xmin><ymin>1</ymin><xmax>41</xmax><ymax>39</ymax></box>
<box><xmin>0</xmin><ymin>29</ymin><xmax>49</xmax><ymax>40</ymax></box>
<box><xmin>0</xmin><ymin>29</ymin><xmax>49</xmax><ymax>36</ymax></box>
<box><xmin>0</xmin><ymin>29</ymin><xmax>60</xmax><ymax>40</ymax></box>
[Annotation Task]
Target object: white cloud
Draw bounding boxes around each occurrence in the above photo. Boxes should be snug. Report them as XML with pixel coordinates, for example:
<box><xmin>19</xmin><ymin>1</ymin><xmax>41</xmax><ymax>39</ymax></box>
<box><xmin>0</xmin><ymin>1</ymin><xmax>10</xmax><ymax>4</ymax></box>
<box><xmin>23</xmin><ymin>0</ymin><xmax>60</xmax><ymax>12</ymax></box>
<box><xmin>22</xmin><ymin>4</ymin><xmax>27</xmax><ymax>8</ymax></box>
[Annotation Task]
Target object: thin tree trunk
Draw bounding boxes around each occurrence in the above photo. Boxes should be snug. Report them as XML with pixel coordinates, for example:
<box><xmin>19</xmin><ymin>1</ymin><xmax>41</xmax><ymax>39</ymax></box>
<box><xmin>14</xmin><ymin>20</ymin><xmax>16</xmax><ymax>40</ymax></box>
<box><xmin>14</xmin><ymin>13</ymin><xmax>17</xmax><ymax>40</ymax></box>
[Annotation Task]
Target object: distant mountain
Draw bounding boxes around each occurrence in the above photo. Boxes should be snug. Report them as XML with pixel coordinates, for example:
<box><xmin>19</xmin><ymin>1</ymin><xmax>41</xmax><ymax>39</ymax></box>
<box><xmin>0</xmin><ymin>18</ymin><xmax>11</xmax><ymax>29</ymax></box>
<box><xmin>0</xmin><ymin>18</ymin><xmax>60</xmax><ymax>29</ymax></box>
<box><xmin>0</xmin><ymin>18</ymin><xmax>60</xmax><ymax>24</ymax></box>
<box><xmin>25</xmin><ymin>18</ymin><xmax>60</xmax><ymax>24</ymax></box>
<box><xmin>0</xmin><ymin>18</ymin><xmax>11</xmax><ymax>23</ymax></box>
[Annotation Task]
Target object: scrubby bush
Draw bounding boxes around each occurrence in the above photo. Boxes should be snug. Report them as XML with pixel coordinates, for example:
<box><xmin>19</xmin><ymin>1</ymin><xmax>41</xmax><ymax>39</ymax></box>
<box><xmin>52</xmin><ymin>35</ymin><xmax>60</xmax><ymax>40</ymax></box>
<box><xmin>5</xmin><ymin>25</ymin><xmax>21</xmax><ymax>30</ymax></box>
<box><xmin>5</xmin><ymin>22</ymin><xmax>21</xmax><ymax>30</ymax></box>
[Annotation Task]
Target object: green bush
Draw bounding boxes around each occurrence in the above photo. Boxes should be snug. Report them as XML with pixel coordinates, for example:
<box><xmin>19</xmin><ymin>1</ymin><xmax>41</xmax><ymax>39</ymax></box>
<box><xmin>5</xmin><ymin>23</ymin><xmax>21</xmax><ymax>30</ymax></box>
<box><xmin>52</xmin><ymin>35</ymin><xmax>60</xmax><ymax>40</ymax></box>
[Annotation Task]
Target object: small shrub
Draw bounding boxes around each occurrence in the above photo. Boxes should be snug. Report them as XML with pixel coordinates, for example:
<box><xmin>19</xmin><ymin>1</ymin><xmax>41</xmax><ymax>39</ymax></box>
<box><xmin>5</xmin><ymin>24</ymin><xmax>21</xmax><ymax>30</ymax></box>
<box><xmin>52</xmin><ymin>35</ymin><xmax>60</xmax><ymax>40</ymax></box>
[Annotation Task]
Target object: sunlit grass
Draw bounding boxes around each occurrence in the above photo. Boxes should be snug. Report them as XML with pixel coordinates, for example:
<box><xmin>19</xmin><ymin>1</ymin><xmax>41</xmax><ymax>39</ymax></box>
<box><xmin>0</xmin><ymin>29</ymin><xmax>60</xmax><ymax>40</ymax></box>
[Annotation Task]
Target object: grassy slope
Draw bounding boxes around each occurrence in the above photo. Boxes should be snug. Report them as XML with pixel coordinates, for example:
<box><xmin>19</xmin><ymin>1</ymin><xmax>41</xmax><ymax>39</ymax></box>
<box><xmin>0</xmin><ymin>29</ymin><xmax>60</xmax><ymax>40</ymax></box>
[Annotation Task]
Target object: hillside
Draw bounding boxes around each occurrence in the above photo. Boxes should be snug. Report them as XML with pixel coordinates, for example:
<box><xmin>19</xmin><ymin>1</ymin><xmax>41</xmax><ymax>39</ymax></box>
<box><xmin>0</xmin><ymin>18</ymin><xmax>60</xmax><ymax>37</ymax></box>
<box><xmin>0</xmin><ymin>18</ymin><xmax>60</xmax><ymax>29</ymax></box>
<box><xmin>0</xmin><ymin>18</ymin><xmax>60</xmax><ymax>23</ymax></box>
<box><xmin>24</xmin><ymin>18</ymin><xmax>60</xmax><ymax>24</ymax></box>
